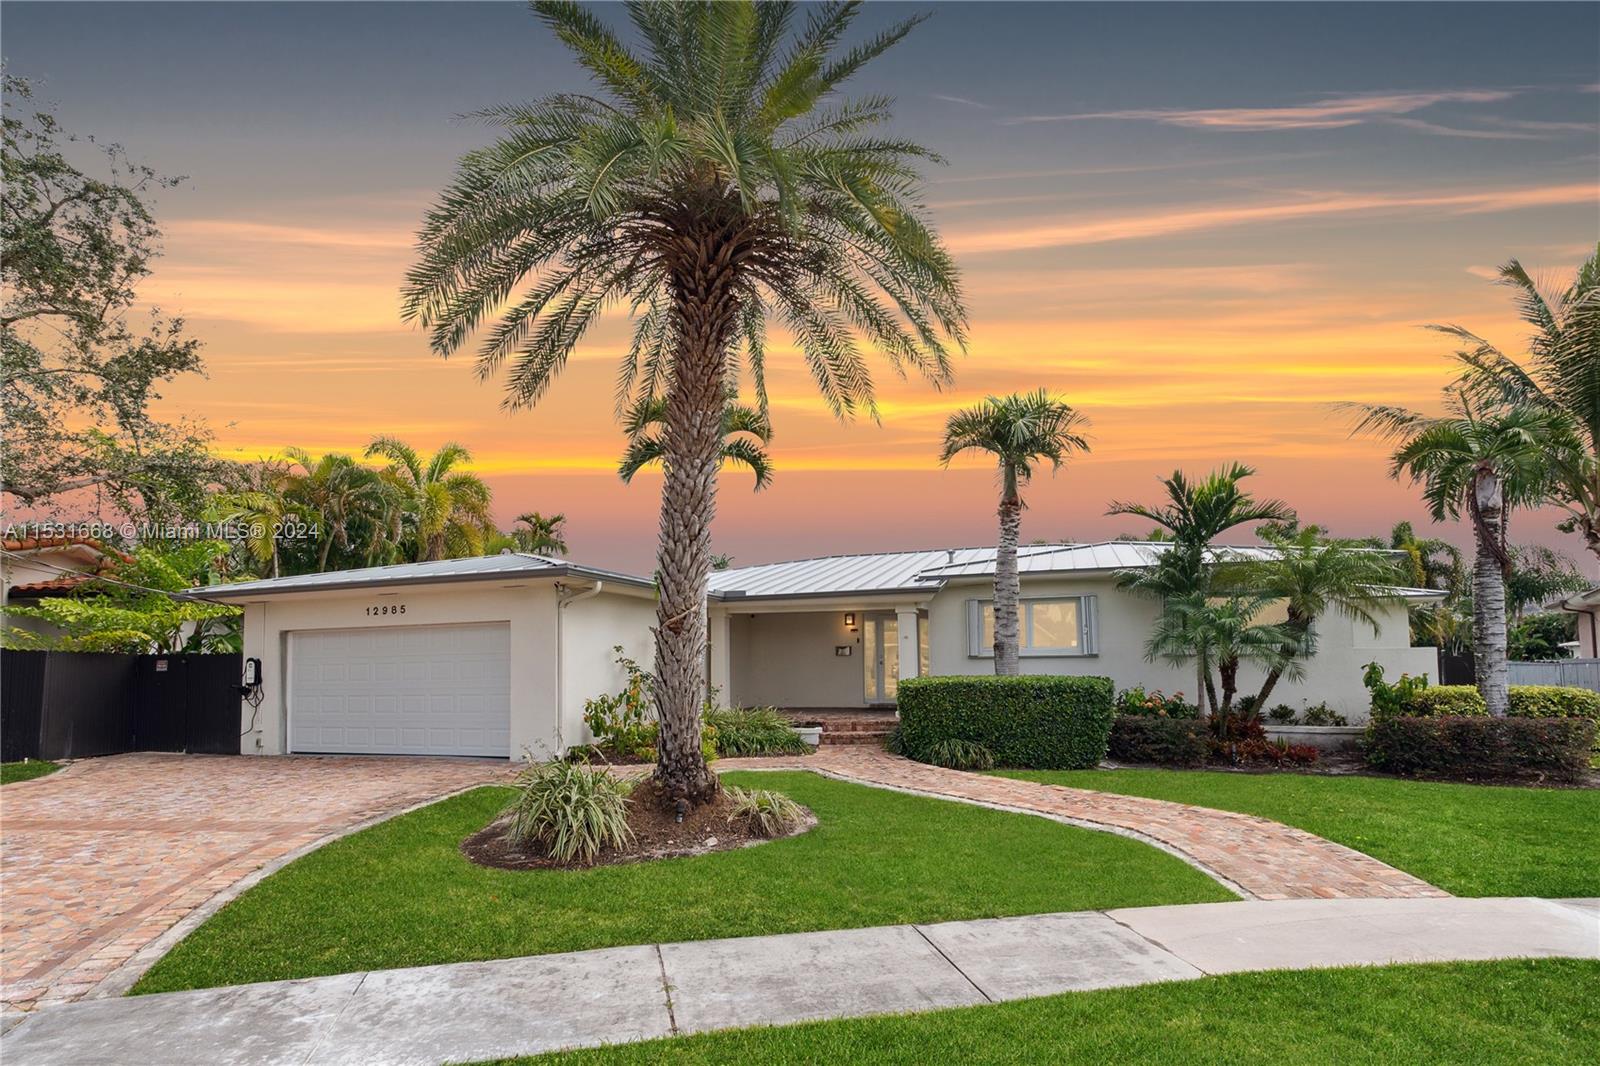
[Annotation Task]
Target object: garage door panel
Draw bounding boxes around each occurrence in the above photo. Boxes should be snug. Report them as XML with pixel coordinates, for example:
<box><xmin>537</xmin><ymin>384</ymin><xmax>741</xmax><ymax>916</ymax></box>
<box><xmin>289</xmin><ymin>622</ymin><xmax>511</xmax><ymax>757</ymax></box>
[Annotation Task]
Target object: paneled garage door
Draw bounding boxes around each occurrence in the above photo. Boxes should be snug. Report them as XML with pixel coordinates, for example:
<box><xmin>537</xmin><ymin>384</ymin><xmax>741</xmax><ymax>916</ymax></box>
<box><xmin>288</xmin><ymin>622</ymin><xmax>511</xmax><ymax>757</ymax></box>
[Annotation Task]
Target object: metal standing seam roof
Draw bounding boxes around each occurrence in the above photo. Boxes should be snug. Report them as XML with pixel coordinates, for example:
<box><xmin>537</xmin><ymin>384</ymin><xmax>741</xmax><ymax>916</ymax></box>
<box><xmin>182</xmin><ymin>553</ymin><xmax>654</xmax><ymax>600</ymax></box>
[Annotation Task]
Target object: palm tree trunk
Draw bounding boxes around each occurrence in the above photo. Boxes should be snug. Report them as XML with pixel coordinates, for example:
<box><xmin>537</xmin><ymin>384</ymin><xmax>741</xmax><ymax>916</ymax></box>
<box><xmin>992</xmin><ymin>470</ymin><xmax>1023</xmax><ymax>676</ymax></box>
<box><xmin>1470</xmin><ymin>470</ymin><xmax>1511</xmax><ymax>717</ymax></box>
<box><xmin>652</xmin><ymin>236</ymin><xmax>741</xmax><ymax>810</ymax></box>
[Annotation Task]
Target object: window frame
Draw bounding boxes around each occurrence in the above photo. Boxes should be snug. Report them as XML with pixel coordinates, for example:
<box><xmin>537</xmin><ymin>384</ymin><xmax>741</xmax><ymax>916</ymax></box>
<box><xmin>966</xmin><ymin>595</ymin><xmax>1098</xmax><ymax>658</ymax></box>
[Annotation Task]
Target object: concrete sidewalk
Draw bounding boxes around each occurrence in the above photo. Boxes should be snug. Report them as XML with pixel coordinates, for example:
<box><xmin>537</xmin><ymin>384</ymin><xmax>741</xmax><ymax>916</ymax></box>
<box><xmin>4</xmin><ymin>897</ymin><xmax>1596</xmax><ymax>1066</ymax></box>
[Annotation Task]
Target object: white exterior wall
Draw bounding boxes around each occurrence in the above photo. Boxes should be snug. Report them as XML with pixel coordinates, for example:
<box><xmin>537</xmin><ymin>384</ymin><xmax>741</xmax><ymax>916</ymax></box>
<box><xmin>727</xmin><ymin>610</ymin><xmax>870</xmax><ymax>709</ymax></box>
<box><xmin>925</xmin><ymin>575</ymin><xmax>1436</xmax><ymax>722</ymax></box>
<box><xmin>235</xmin><ymin>579</ymin><xmax>654</xmax><ymax>758</ymax></box>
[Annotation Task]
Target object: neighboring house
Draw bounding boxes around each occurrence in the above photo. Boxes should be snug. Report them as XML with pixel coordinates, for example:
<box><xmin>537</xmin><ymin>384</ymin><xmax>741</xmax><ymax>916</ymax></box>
<box><xmin>187</xmin><ymin>554</ymin><xmax>657</xmax><ymax>759</ymax></box>
<box><xmin>1552</xmin><ymin>587</ymin><xmax>1600</xmax><ymax>658</ymax></box>
<box><xmin>1</xmin><ymin>535</ymin><xmax>134</xmax><ymax>639</ymax></box>
<box><xmin>708</xmin><ymin>543</ymin><xmax>1443</xmax><ymax>723</ymax></box>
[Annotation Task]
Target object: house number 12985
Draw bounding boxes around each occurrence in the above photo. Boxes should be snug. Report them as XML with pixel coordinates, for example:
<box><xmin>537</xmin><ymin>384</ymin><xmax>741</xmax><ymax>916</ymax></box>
<box><xmin>365</xmin><ymin>604</ymin><xmax>407</xmax><ymax>616</ymax></box>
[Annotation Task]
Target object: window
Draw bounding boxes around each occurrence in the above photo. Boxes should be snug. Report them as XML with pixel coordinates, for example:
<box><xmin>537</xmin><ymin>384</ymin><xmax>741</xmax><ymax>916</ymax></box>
<box><xmin>967</xmin><ymin>597</ymin><xmax>1097</xmax><ymax>657</ymax></box>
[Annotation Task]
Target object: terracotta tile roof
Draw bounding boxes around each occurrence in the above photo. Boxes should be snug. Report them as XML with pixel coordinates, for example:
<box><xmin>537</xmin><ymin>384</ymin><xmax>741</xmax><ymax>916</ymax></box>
<box><xmin>1</xmin><ymin>535</ymin><xmax>134</xmax><ymax>564</ymax></box>
<box><xmin>7</xmin><ymin>574</ymin><xmax>98</xmax><ymax>597</ymax></box>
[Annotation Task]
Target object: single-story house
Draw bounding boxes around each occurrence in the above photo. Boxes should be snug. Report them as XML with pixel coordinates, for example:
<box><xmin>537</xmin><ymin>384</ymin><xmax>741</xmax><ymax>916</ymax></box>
<box><xmin>1551</xmin><ymin>587</ymin><xmax>1600</xmax><ymax>658</ymax></box>
<box><xmin>194</xmin><ymin>541</ymin><xmax>1443</xmax><ymax>760</ymax></box>
<box><xmin>189</xmin><ymin>554</ymin><xmax>657</xmax><ymax>759</ymax></box>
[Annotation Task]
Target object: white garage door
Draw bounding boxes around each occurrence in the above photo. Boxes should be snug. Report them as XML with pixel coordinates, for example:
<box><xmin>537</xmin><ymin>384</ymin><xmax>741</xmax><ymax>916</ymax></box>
<box><xmin>288</xmin><ymin>622</ymin><xmax>511</xmax><ymax>757</ymax></box>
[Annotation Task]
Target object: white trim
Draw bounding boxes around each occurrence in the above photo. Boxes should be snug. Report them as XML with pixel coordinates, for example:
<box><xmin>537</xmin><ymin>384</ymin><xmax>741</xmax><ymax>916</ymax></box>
<box><xmin>966</xmin><ymin>595</ymin><xmax>1098</xmax><ymax>658</ymax></box>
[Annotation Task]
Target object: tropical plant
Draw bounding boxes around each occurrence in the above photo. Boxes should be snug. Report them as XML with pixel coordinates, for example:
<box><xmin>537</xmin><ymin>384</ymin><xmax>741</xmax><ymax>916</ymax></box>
<box><xmin>703</xmin><ymin>705</ymin><xmax>810</xmax><ymax>756</ymax></box>
<box><xmin>1241</xmin><ymin>529</ymin><xmax>1405</xmax><ymax>709</ymax></box>
<box><xmin>724</xmin><ymin>783</ymin><xmax>806</xmax><ymax>837</ymax></box>
<box><xmin>1387</xmin><ymin>520</ymin><xmax>1464</xmax><ymax>594</ymax></box>
<box><xmin>939</xmin><ymin>390</ymin><xmax>1089</xmax><ymax>675</ymax></box>
<box><xmin>1505</xmin><ymin>544</ymin><xmax>1588</xmax><ymax>622</ymax></box>
<box><xmin>283</xmin><ymin>448</ymin><xmax>395</xmax><ymax>573</ymax></box>
<box><xmin>205</xmin><ymin>459</ymin><xmax>302</xmax><ymax>579</ymax></box>
<box><xmin>1509</xmin><ymin>612</ymin><xmax>1576</xmax><ymax>661</ymax></box>
<box><xmin>401</xmin><ymin>1</ymin><xmax>966</xmax><ymax>807</ymax></box>
<box><xmin>618</xmin><ymin>391</ymin><xmax>774</xmax><ymax>490</ymax></box>
<box><xmin>582</xmin><ymin>646</ymin><xmax>657</xmax><ymax>759</ymax></box>
<box><xmin>365</xmin><ymin>438</ymin><xmax>493</xmax><ymax>562</ymax></box>
<box><xmin>1350</xmin><ymin>393</ymin><xmax>1560</xmax><ymax>716</ymax></box>
<box><xmin>511</xmin><ymin>511</ymin><xmax>569</xmax><ymax>556</ymax></box>
<box><xmin>925</xmin><ymin>737</ymin><xmax>995</xmax><ymax>771</ymax></box>
<box><xmin>503</xmin><ymin>758</ymin><xmax>634</xmax><ymax>865</ymax></box>
<box><xmin>1441</xmin><ymin>246</ymin><xmax>1600</xmax><ymax>563</ymax></box>
<box><xmin>1144</xmin><ymin>590</ymin><xmax>1299</xmax><ymax>719</ymax></box>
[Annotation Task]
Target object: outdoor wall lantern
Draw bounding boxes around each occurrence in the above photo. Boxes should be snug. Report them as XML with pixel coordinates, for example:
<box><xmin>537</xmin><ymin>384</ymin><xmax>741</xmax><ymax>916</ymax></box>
<box><xmin>844</xmin><ymin>612</ymin><xmax>856</xmax><ymax>629</ymax></box>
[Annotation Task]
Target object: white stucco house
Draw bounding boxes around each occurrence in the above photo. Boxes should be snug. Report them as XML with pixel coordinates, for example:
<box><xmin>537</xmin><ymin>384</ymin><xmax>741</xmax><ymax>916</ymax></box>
<box><xmin>196</xmin><ymin>541</ymin><xmax>1443</xmax><ymax>760</ymax></box>
<box><xmin>1552</xmin><ymin>587</ymin><xmax>1600</xmax><ymax>658</ymax></box>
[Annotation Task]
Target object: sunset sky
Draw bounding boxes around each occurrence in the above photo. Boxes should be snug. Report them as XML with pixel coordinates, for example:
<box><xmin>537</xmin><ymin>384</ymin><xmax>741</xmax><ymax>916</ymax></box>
<box><xmin>6</xmin><ymin>2</ymin><xmax>1598</xmax><ymax>574</ymax></box>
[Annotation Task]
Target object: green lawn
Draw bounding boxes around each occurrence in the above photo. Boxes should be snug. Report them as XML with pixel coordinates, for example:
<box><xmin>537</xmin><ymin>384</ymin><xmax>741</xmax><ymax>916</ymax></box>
<box><xmin>134</xmin><ymin>770</ymin><xmax>1231</xmax><ymax>994</ymax></box>
<box><xmin>501</xmin><ymin>959</ymin><xmax>1598</xmax><ymax>1065</ymax></box>
<box><xmin>996</xmin><ymin>768</ymin><xmax>1600</xmax><ymax>898</ymax></box>
<box><xmin>0</xmin><ymin>760</ymin><xmax>59</xmax><ymax>785</ymax></box>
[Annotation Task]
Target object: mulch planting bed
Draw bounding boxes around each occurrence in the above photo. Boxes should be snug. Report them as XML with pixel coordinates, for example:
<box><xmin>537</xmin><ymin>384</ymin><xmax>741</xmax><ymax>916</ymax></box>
<box><xmin>461</xmin><ymin>780</ymin><xmax>817</xmax><ymax>871</ymax></box>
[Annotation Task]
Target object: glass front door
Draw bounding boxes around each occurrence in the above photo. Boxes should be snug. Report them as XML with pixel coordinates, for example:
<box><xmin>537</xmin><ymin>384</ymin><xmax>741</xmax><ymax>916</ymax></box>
<box><xmin>863</xmin><ymin>614</ymin><xmax>899</xmax><ymax>703</ymax></box>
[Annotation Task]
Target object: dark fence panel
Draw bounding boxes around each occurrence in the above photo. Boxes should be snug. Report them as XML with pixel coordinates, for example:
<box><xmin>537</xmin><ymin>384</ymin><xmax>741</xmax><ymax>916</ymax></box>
<box><xmin>1</xmin><ymin>649</ymin><xmax>241</xmax><ymax>760</ymax></box>
<box><xmin>1437</xmin><ymin>649</ymin><xmax>1475</xmax><ymax>686</ymax></box>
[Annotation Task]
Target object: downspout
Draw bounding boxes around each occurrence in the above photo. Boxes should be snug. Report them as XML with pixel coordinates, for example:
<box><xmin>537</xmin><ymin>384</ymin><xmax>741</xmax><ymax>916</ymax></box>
<box><xmin>554</xmin><ymin>581</ymin><xmax>604</xmax><ymax>754</ymax></box>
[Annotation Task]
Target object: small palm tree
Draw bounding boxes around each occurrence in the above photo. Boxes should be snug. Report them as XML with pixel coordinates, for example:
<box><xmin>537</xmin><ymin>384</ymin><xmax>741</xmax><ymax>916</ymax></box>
<box><xmin>365</xmin><ymin>438</ymin><xmax>494</xmax><ymax>562</ymax></box>
<box><xmin>1148</xmin><ymin>590</ymin><xmax>1297</xmax><ymax>721</ymax></box>
<box><xmin>1350</xmin><ymin>392</ymin><xmax>1559</xmax><ymax>716</ymax></box>
<box><xmin>1441</xmin><ymin>245</ymin><xmax>1600</xmax><ymax>563</ymax></box>
<box><xmin>402</xmin><ymin>2</ymin><xmax>965</xmax><ymax>806</ymax></box>
<box><xmin>619</xmin><ymin>392</ymin><xmax>773</xmax><ymax>490</ymax></box>
<box><xmin>206</xmin><ymin>459</ymin><xmax>298</xmax><ymax>579</ymax></box>
<box><xmin>512</xmin><ymin>512</ymin><xmax>569</xmax><ymax>556</ymax></box>
<box><xmin>940</xmin><ymin>390</ymin><xmax>1089</xmax><ymax>675</ymax></box>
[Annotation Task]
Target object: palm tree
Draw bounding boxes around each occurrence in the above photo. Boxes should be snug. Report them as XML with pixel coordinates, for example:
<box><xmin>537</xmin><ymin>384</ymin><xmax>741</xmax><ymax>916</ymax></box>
<box><xmin>1147</xmin><ymin>590</ymin><xmax>1297</xmax><ymax>722</ymax></box>
<box><xmin>512</xmin><ymin>512</ymin><xmax>569</xmax><ymax>556</ymax></box>
<box><xmin>1350</xmin><ymin>392</ymin><xmax>1559</xmax><ymax>716</ymax></box>
<box><xmin>1387</xmin><ymin>520</ymin><xmax>1463</xmax><ymax>594</ymax></box>
<box><xmin>283</xmin><ymin>448</ymin><xmax>394</xmax><ymax>573</ymax></box>
<box><xmin>618</xmin><ymin>391</ymin><xmax>773</xmax><ymax>490</ymax></box>
<box><xmin>401</xmin><ymin>2</ymin><xmax>965</xmax><ymax>806</ymax></box>
<box><xmin>206</xmin><ymin>459</ymin><xmax>298</xmax><ymax>579</ymax></box>
<box><xmin>365</xmin><ymin>438</ymin><xmax>494</xmax><ymax>562</ymax></box>
<box><xmin>1243</xmin><ymin>529</ymin><xmax>1405</xmax><ymax>709</ymax></box>
<box><xmin>1441</xmin><ymin>245</ymin><xmax>1600</xmax><ymax>563</ymax></box>
<box><xmin>939</xmin><ymin>391</ymin><xmax>1089</xmax><ymax>675</ymax></box>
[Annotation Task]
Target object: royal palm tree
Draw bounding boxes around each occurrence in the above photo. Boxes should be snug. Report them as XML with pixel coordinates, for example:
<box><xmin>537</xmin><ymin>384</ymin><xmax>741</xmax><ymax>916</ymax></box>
<box><xmin>1243</xmin><ymin>529</ymin><xmax>1404</xmax><ymax>709</ymax></box>
<box><xmin>401</xmin><ymin>2</ymin><xmax>965</xmax><ymax>806</ymax></box>
<box><xmin>1441</xmin><ymin>245</ymin><xmax>1600</xmax><ymax>562</ymax></box>
<box><xmin>618</xmin><ymin>391</ymin><xmax>773</xmax><ymax>490</ymax></box>
<box><xmin>1350</xmin><ymin>392</ymin><xmax>1560</xmax><ymax>716</ymax></box>
<box><xmin>511</xmin><ymin>511</ymin><xmax>569</xmax><ymax>556</ymax></box>
<box><xmin>939</xmin><ymin>391</ymin><xmax>1089</xmax><ymax>675</ymax></box>
<box><xmin>365</xmin><ymin>438</ymin><xmax>494</xmax><ymax>562</ymax></box>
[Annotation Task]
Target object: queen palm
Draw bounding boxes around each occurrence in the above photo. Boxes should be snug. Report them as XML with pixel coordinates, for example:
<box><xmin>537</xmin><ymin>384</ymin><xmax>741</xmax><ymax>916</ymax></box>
<box><xmin>939</xmin><ymin>391</ymin><xmax>1089</xmax><ymax>675</ymax></box>
<box><xmin>1351</xmin><ymin>392</ymin><xmax>1559</xmax><ymax>716</ymax></box>
<box><xmin>512</xmin><ymin>512</ymin><xmax>569</xmax><ymax>556</ymax></box>
<box><xmin>402</xmin><ymin>2</ymin><xmax>965</xmax><ymax>805</ymax></box>
<box><xmin>619</xmin><ymin>391</ymin><xmax>774</xmax><ymax>490</ymax></box>
<box><xmin>1441</xmin><ymin>246</ymin><xmax>1599</xmax><ymax>562</ymax></box>
<box><xmin>364</xmin><ymin>438</ymin><xmax>494</xmax><ymax>563</ymax></box>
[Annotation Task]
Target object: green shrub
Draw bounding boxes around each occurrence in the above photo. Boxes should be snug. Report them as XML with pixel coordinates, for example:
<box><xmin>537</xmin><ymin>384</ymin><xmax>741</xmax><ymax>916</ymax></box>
<box><xmin>926</xmin><ymin>738</ymin><xmax>996</xmax><ymax>771</ymax></box>
<box><xmin>898</xmin><ymin>675</ymin><xmax>1114</xmax><ymax>770</ymax></box>
<box><xmin>1407</xmin><ymin>685</ymin><xmax>1488</xmax><ymax>717</ymax></box>
<box><xmin>1508</xmin><ymin>685</ymin><xmax>1600</xmax><ymax>721</ymax></box>
<box><xmin>1362</xmin><ymin>662</ymin><xmax>1431</xmax><ymax>722</ymax></box>
<box><xmin>1265</xmin><ymin>704</ymin><xmax>1298</xmax><ymax>724</ymax></box>
<box><xmin>1365</xmin><ymin>716</ymin><xmax>1594</xmax><ymax>782</ymax></box>
<box><xmin>504</xmin><ymin>760</ymin><xmax>634</xmax><ymax>865</ymax></box>
<box><xmin>1107</xmin><ymin>715</ymin><xmax>1208</xmax><ymax>767</ymax></box>
<box><xmin>1299</xmin><ymin>703</ymin><xmax>1349</xmax><ymax>727</ymax></box>
<box><xmin>582</xmin><ymin>646</ymin><xmax>657</xmax><ymax>758</ymax></box>
<box><xmin>1115</xmin><ymin>686</ymin><xmax>1201</xmax><ymax>719</ymax></box>
<box><xmin>725</xmin><ymin>784</ymin><xmax>806</xmax><ymax>837</ymax></box>
<box><xmin>704</xmin><ymin>706</ymin><xmax>811</xmax><ymax>757</ymax></box>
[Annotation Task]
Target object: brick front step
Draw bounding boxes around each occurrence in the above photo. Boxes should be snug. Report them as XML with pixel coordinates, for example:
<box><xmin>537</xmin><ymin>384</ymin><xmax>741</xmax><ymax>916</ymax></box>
<box><xmin>820</xmin><ymin>731</ymin><xmax>893</xmax><ymax>746</ymax></box>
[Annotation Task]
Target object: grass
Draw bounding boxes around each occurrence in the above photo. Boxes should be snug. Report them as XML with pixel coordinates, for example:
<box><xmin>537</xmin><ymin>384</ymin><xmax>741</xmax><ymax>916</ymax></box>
<box><xmin>0</xmin><ymin>759</ymin><xmax>59</xmax><ymax>785</ymax></box>
<box><xmin>134</xmin><ymin>770</ymin><xmax>1231</xmax><ymax>994</ymax></box>
<box><xmin>498</xmin><ymin>959</ymin><xmax>1599</xmax><ymax>1065</ymax></box>
<box><xmin>996</xmin><ymin>767</ymin><xmax>1600</xmax><ymax>898</ymax></box>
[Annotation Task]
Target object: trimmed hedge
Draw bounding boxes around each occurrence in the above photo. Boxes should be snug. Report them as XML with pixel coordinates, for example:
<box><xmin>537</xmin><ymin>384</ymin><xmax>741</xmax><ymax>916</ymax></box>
<box><xmin>1395</xmin><ymin>684</ymin><xmax>1600</xmax><ymax>751</ymax></box>
<box><xmin>897</xmin><ymin>675</ymin><xmax>1114</xmax><ymax>770</ymax></box>
<box><xmin>1107</xmin><ymin>715</ymin><xmax>1208</xmax><ymax>767</ymax></box>
<box><xmin>1406</xmin><ymin>685</ymin><xmax>1486</xmax><ymax>717</ymax></box>
<box><xmin>1366</xmin><ymin>716</ymin><xmax>1594</xmax><ymax>782</ymax></box>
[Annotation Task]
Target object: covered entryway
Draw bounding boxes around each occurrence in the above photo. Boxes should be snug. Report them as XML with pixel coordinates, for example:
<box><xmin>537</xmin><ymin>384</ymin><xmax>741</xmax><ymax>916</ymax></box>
<box><xmin>288</xmin><ymin>622</ymin><xmax>511</xmax><ymax>756</ymax></box>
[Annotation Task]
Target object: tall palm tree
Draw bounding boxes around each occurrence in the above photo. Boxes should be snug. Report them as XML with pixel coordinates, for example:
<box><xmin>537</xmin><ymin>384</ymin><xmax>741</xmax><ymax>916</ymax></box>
<box><xmin>1350</xmin><ymin>392</ymin><xmax>1559</xmax><ymax>716</ymax></box>
<box><xmin>365</xmin><ymin>438</ymin><xmax>494</xmax><ymax>562</ymax></box>
<box><xmin>401</xmin><ymin>2</ymin><xmax>965</xmax><ymax>806</ymax></box>
<box><xmin>939</xmin><ymin>390</ymin><xmax>1089</xmax><ymax>675</ymax></box>
<box><xmin>619</xmin><ymin>391</ymin><xmax>774</xmax><ymax>490</ymax></box>
<box><xmin>283</xmin><ymin>448</ymin><xmax>393</xmax><ymax>573</ymax></box>
<box><xmin>512</xmin><ymin>511</ymin><xmax>569</xmax><ymax>556</ymax></box>
<box><xmin>1441</xmin><ymin>245</ymin><xmax>1600</xmax><ymax>563</ymax></box>
<box><xmin>1243</xmin><ymin>529</ymin><xmax>1404</xmax><ymax>709</ymax></box>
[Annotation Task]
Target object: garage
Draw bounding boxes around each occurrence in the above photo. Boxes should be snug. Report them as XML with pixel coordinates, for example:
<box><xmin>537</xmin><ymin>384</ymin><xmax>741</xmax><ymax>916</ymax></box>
<box><xmin>288</xmin><ymin>622</ymin><xmax>511</xmax><ymax>757</ymax></box>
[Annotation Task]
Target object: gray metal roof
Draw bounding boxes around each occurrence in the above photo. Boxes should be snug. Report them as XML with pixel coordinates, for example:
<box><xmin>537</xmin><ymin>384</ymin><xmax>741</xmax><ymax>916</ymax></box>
<box><xmin>185</xmin><ymin>553</ymin><xmax>653</xmax><ymax>600</ymax></box>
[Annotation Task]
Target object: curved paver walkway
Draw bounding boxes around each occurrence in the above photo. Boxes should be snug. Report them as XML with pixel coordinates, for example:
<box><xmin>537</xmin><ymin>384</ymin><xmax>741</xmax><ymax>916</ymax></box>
<box><xmin>719</xmin><ymin>748</ymin><xmax>1449</xmax><ymax>901</ymax></box>
<box><xmin>0</xmin><ymin>754</ymin><xmax>510</xmax><ymax>1015</ymax></box>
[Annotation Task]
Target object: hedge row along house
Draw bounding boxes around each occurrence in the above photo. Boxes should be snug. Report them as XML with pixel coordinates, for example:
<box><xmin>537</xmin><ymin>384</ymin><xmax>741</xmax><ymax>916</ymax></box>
<box><xmin>188</xmin><ymin>541</ymin><xmax>1442</xmax><ymax>760</ymax></box>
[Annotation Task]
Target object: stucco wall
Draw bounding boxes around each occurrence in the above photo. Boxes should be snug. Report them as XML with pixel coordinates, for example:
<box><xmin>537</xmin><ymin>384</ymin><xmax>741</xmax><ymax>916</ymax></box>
<box><xmin>558</xmin><ymin>589</ymin><xmax>658</xmax><ymax>748</ymax></box>
<box><xmin>925</xmin><ymin>575</ymin><xmax>1436</xmax><ymax>722</ymax></box>
<box><xmin>728</xmin><ymin>610</ymin><xmax>868</xmax><ymax>708</ymax></box>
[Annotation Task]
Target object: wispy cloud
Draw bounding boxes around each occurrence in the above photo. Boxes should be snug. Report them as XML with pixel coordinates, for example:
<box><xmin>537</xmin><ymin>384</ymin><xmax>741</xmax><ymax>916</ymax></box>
<box><xmin>946</xmin><ymin>182</ymin><xmax>1596</xmax><ymax>254</ymax></box>
<box><xmin>1384</xmin><ymin>116</ymin><xmax>1548</xmax><ymax>141</ymax></box>
<box><xmin>1007</xmin><ymin>88</ymin><xmax>1517</xmax><ymax>130</ymax></box>
<box><xmin>164</xmin><ymin>219</ymin><xmax>411</xmax><ymax>250</ymax></box>
<box><xmin>931</xmin><ymin>93</ymin><xmax>989</xmax><ymax>109</ymax></box>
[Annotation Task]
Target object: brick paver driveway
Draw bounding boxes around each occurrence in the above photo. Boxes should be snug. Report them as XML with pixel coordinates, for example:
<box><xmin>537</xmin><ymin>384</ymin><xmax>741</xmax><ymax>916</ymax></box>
<box><xmin>0</xmin><ymin>753</ymin><xmax>507</xmax><ymax>1014</ymax></box>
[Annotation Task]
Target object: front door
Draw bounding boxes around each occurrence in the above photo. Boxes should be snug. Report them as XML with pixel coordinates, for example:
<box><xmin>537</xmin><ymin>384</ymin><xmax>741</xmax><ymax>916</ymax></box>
<box><xmin>863</xmin><ymin>613</ymin><xmax>899</xmax><ymax>704</ymax></box>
